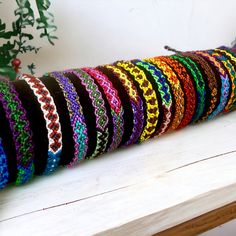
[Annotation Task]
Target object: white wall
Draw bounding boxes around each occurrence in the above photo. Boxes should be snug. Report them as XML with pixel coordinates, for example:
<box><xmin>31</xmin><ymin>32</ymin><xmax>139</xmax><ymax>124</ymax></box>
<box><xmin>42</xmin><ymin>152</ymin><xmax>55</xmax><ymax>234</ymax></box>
<box><xmin>1</xmin><ymin>0</ymin><xmax>236</xmax><ymax>76</ymax></box>
<box><xmin>1</xmin><ymin>0</ymin><xmax>236</xmax><ymax>234</ymax></box>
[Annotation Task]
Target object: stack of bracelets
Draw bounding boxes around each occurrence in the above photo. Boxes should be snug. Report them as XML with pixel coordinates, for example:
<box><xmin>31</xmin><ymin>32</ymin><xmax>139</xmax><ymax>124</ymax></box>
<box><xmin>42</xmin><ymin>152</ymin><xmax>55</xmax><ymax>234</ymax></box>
<box><xmin>1</xmin><ymin>45</ymin><xmax>236</xmax><ymax>189</ymax></box>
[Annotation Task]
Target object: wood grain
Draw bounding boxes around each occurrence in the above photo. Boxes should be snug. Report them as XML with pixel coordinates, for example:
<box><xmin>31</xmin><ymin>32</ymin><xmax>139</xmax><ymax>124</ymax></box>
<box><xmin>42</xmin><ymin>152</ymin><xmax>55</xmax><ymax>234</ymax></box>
<box><xmin>0</xmin><ymin>112</ymin><xmax>236</xmax><ymax>236</ymax></box>
<box><xmin>154</xmin><ymin>202</ymin><xmax>236</xmax><ymax>236</ymax></box>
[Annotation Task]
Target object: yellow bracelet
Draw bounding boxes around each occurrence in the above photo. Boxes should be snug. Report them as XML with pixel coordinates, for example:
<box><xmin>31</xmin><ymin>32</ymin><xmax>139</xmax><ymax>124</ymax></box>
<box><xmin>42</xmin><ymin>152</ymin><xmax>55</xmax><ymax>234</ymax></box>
<box><xmin>116</xmin><ymin>61</ymin><xmax>159</xmax><ymax>142</ymax></box>
<box><xmin>146</xmin><ymin>57</ymin><xmax>185</xmax><ymax>131</ymax></box>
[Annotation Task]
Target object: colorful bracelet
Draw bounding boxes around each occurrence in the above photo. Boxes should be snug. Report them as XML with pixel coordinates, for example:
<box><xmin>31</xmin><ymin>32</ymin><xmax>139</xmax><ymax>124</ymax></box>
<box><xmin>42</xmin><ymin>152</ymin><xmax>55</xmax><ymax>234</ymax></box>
<box><xmin>87</xmin><ymin>67</ymin><xmax>124</xmax><ymax>151</ymax></box>
<box><xmin>214</xmin><ymin>48</ymin><xmax>236</xmax><ymax>111</ymax></box>
<box><xmin>68</xmin><ymin>68</ymin><xmax>110</xmax><ymax>158</ymax></box>
<box><xmin>0</xmin><ymin>78</ymin><xmax>34</xmax><ymax>185</ymax></box>
<box><xmin>103</xmin><ymin>64</ymin><xmax>144</xmax><ymax>145</ymax></box>
<box><xmin>50</xmin><ymin>71</ymin><xmax>88</xmax><ymax>166</ymax></box>
<box><xmin>0</xmin><ymin>138</ymin><xmax>9</xmax><ymax>189</ymax></box>
<box><xmin>116</xmin><ymin>61</ymin><xmax>159</xmax><ymax>142</ymax></box>
<box><xmin>170</xmin><ymin>54</ymin><xmax>205</xmax><ymax>123</ymax></box>
<box><xmin>146</xmin><ymin>57</ymin><xmax>185</xmax><ymax>130</ymax></box>
<box><xmin>22</xmin><ymin>74</ymin><xmax>63</xmax><ymax>174</ymax></box>
<box><xmin>181</xmin><ymin>52</ymin><xmax>219</xmax><ymax>121</ymax></box>
<box><xmin>159</xmin><ymin>56</ymin><xmax>196</xmax><ymax>128</ymax></box>
<box><xmin>194</xmin><ymin>51</ymin><xmax>230</xmax><ymax>120</ymax></box>
<box><xmin>133</xmin><ymin>59</ymin><xmax>173</xmax><ymax>136</ymax></box>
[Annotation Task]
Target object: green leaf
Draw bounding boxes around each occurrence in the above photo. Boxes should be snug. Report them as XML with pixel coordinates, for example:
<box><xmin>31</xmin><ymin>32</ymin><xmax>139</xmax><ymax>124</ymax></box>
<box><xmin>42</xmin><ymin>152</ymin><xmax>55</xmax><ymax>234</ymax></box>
<box><xmin>0</xmin><ymin>66</ymin><xmax>17</xmax><ymax>81</ymax></box>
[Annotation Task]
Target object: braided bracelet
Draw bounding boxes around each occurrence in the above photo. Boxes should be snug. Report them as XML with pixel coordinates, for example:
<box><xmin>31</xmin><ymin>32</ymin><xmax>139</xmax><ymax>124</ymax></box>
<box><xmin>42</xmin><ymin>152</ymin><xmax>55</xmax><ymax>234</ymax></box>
<box><xmin>102</xmin><ymin>64</ymin><xmax>144</xmax><ymax>145</ymax></box>
<box><xmin>116</xmin><ymin>61</ymin><xmax>159</xmax><ymax>142</ymax></box>
<box><xmin>50</xmin><ymin>71</ymin><xmax>88</xmax><ymax>166</ymax></box>
<box><xmin>146</xmin><ymin>57</ymin><xmax>185</xmax><ymax>130</ymax></box>
<box><xmin>159</xmin><ymin>56</ymin><xmax>196</xmax><ymax>128</ymax></box>
<box><xmin>86</xmin><ymin>67</ymin><xmax>124</xmax><ymax>151</ymax></box>
<box><xmin>22</xmin><ymin>74</ymin><xmax>63</xmax><ymax>174</ymax></box>
<box><xmin>194</xmin><ymin>51</ymin><xmax>230</xmax><ymax>119</ymax></box>
<box><xmin>170</xmin><ymin>54</ymin><xmax>205</xmax><ymax>123</ymax></box>
<box><xmin>133</xmin><ymin>59</ymin><xmax>173</xmax><ymax>136</ymax></box>
<box><xmin>181</xmin><ymin>52</ymin><xmax>218</xmax><ymax>121</ymax></box>
<box><xmin>0</xmin><ymin>138</ymin><xmax>8</xmax><ymax>189</ymax></box>
<box><xmin>69</xmin><ymin>69</ymin><xmax>109</xmax><ymax>158</ymax></box>
<box><xmin>0</xmin><ymin>78</ymin><xmax>34</xmax><ymax>185</ymax></box>
<box><xmin>214</xmin><ymin>48</ymin><xmax>236</xmax><ymax>111</ymax></box>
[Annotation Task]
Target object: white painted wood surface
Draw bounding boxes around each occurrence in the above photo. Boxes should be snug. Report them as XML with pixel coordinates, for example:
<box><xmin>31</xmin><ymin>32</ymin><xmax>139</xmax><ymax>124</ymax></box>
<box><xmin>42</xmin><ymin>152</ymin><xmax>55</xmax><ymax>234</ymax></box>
<box><xmin>0</xmin><ymin>110</ymin><xmax>236</xmax><ymax>236</ymax></box>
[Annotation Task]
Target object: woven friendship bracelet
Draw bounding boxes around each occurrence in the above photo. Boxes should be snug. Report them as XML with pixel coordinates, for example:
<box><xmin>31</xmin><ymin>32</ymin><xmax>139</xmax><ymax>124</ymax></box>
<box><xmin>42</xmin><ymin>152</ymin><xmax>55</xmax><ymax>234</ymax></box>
<box><xmin>209</xmin><ymin>50</ymin><xmax>234</xmax><ymax>113</ymax></box>
<box><xmin>181</xmin><ymin>52</ymin><xmax>218</xmax><ymax>121</ymax></box>
<box><xmin>214</xmin><ymin>48</ymin><xmax>236</xmax><ymax>111</ymax></box>
<box><xmin>194</xmin><ymin>51</ymin><xmax>230</xmax><ymax>120</ymax></box>
<box><xmin>134</xmin><ymin>59</ymin><xmax>173</xmax><ymax>136</ymax></box>
<box><xmin>22</xmin><ymin>74</ymin><xmax>63</xmax><ymax>174</ymax></box>
<box><xmin>0</xmin><ymin>78</ymin><xmax>34</xmax><ymax>185</ymax></box>
<box><xmin>159</xmin><ymin>56</ymin><xmax>196</xmax><ymax>128</ymax></box>
<box><xmin>146</xmin><ymin>57</ymin><xmax>185</xmax><ymax>130</ymax></box>
<box><xmin>116</xmin><ymin>61</ymin><xmax>159</xmax><ymax>141</ymax></box>
<box><xmin>170</xmin><ymin>54</ymin><xmax>205</xmax><ymax>123</ymax></box>
<box><xmin>102</xmin><ymin>65</ymin><xmax>144</xmax><ymax>145</ymax></box>
<box><xmin>50</xmin><ymin>71</ymin><xmax>88</xmax><ymax>167</ymax></box>
<box><xmin>69</xmin><ymin>69</ymin><xmax>109</xmax><ymax>158</ymax></box>
<box><xmin>0</xmin><ymin>139</ymin><xmax>8</xmax><ymax>189</ymax></box>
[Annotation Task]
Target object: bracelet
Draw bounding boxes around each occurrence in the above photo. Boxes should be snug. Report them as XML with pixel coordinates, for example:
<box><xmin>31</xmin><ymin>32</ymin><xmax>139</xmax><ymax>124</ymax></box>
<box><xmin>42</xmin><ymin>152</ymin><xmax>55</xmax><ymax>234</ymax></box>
<box><xmin>146</xmin><ymin>57</ymin><xmax>185</xmax><ymax>130</ymax></box>
<box><xmin>194</xmin><ymin>51</ymin><xmax>230</xmax><ymax>119</ymax></box>
<box><xmin>170</xmin><ymin>54</ymin><xmax>205</xmax><ymax>123</ymax></box>
<box><xmin>116</xmin><ymin>61</ymin><xmax>159</xmax><ymax>142</ymax></box>
<box><xmin>50</xmin><ymin>71</ymin><xmax>88</xmax><ymax>166</ymax></box>
<box><xmin>214</xmin><ymin>48</ymin><xmax>236</xmax><ymax>111</ymax></box>
<box><xmin>102</xmin><ymin>64</ymin><xmax>144</xmax><ymax>145</ymax></box>
<box><xmin>133</xmin><ymin>59</ymin><xmax>173</xmax><ymax>136</ymax></box>
<box><xmin>87</xmin><ymin>67</ymin><xmax>124</xmax><ymax>151</ymax></box>
<box><xmin>181</xmin><ymin>52</ymin><xmax>218</xmax><ymax>121</ymax></box>
<box><xmin>0</xmin><ymin>138</ymin><xmax>9</xmax><ymax>189</ymax></box>
<box><xmin>0</xmin><ymin>78</ymin><xmax>34</xmax><ymax>185</ymax></box>
<box><xmin>68</xmin><ymin>69</ymin><xmax>110</xmax><ymax>157</ymax></box>
<box><xmin>159</xmin><ymin>56</ymin><xmax>196</xmax><ymax>128</ymax></box>
<box><xmin>22</xmin><ymin>74</ymin><xmax>63</xmax><ymax>174</ymax></box>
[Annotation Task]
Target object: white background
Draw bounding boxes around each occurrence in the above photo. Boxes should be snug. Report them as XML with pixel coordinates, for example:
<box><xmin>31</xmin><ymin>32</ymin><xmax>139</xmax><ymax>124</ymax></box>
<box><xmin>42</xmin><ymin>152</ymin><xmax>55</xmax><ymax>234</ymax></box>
<box><xmin>1</xmin><ymin>0</ymin><xmax>236</xmax><ymax>235</ymax></box>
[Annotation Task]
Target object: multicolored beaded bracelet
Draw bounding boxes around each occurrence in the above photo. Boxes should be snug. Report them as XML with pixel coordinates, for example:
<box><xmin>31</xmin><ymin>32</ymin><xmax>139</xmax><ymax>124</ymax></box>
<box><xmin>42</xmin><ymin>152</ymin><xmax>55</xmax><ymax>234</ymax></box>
<box><xmin>133</xmin><ymin>59</ymin><xmax>173</xmax><ymax>136</ymax></box>
<box><xmin>116</xmin><ymin>61</ymin><xmax>159</xmax><ymax>142</ymax></box>
<box><xmin>69</xmin><ymin>69</ymin><xmax>109</xmax><ymax>158</ymax></box>
<box><xmin>146</xmin><ymin>57</ymin><xmax>185</xmax><ymax>130</ymax></box>
<box><xmin>194</xmin><ymin>51</ymin><xmax>230</xmax><ymax>120</ymax></box>
<box><xmin>159</xmin><ymin>56</ymin><xmax>196</xmax><ymax>128</ymax></box>
<box><xmin>214</xmin><ymin>48</ymin><xmax>236</xmax><ymax>111</ymax></box>
<box><xmin>170</xmin><ymin>54</ymin><xmax>205</xmax><ymax>123</ymax></box>
<box><xmin>50</xmin><ymin>71</ymin><xmax>88</xmax><ymax>166</ymax></box>
<box><xmin>21</xmin><ymin>74</ymin><xmax>63</xmax><ymax>174</ymax></box>
<box><xmin>0</xmin><ymin>138</ymin><xmax>9</xmax><ymax>189</ymax></box>
<box><xmin>102</xmin><ymin>64</ymin><xmax>144</xmax><ymax>145</ymax></box>
<box><xmin>181</xmin><ymin>52</ymin><xmax>218</xmax><ymax>121</ymax></box>
<box><xmin>0</xmin><ymin>78</ymin><xmax>34</xmax><ymax>185</ymax></box>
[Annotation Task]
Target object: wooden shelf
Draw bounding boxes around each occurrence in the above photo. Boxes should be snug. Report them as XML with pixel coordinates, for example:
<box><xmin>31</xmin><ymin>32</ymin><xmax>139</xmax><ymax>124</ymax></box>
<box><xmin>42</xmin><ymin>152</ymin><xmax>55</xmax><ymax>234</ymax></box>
<box><xmin>1</xmin><ymin>111</ymin><xmax>236</xmax><ymax>235</ymax></box>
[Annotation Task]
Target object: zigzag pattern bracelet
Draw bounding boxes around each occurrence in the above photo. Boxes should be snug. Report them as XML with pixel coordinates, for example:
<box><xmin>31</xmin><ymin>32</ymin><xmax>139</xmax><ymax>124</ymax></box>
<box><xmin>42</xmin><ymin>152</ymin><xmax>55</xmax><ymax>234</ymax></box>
<box><xmin>22</xmin><ymin>74</ymin><xmax>63</xmax><ymax>174</ymax></box>
<box><xmin>194</xmin><ymin>51</ymin><xmax>230</xmax><ymax>120</ymax></box>
<box><xmin>50</xmin><ymin>72</ymin><xmax>88</xmax><ymax>167</ymax></box>
<box><xmin>116</xmin><ymin>61</ymin><xmax>159</xmax><ymax>142</ymax></box>
<box><xmin>0</xmin><ymin>78</ymin><xmax>34</xmax><ymax>184</ymax></box>
<box><xmin>103</xmin><ymin>64</ymin><xmax>144</xmax><ymax>145</ymax></box>
<box><xmin>69</xmin><ymin>69</ymin><xmax>109</xmax><ymax>158</ymax></box>
<box><xmin>159</xmin><ymin>56</ymin><xmax>196</xmax><ymax>128</ymax></box>
<box><xmin>214</xmin><ymin>48</ymin><xmax>236</xmax><ymax>111</ymax></box>
<box><xmin>134</xmin><ymin>60</ymin><xmax>173</xmax><ymax>136</ymax></box>
<box><xmin>0</xmin><ymin>138</ymin><xmax>8</xmax><ymax>189</ymax></box>
<box><xmin>147</xmin><ymin>57</ymin><xmax>185</xmax><ymax>130</ymax></box>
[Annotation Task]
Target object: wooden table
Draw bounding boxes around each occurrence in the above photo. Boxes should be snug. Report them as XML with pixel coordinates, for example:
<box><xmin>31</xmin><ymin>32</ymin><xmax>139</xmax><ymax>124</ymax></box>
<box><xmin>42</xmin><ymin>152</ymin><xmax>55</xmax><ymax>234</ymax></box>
<box><xmin>0</xmin><ymin>111</ymin><xmax>236</xmax><ymax>236</ymax></box>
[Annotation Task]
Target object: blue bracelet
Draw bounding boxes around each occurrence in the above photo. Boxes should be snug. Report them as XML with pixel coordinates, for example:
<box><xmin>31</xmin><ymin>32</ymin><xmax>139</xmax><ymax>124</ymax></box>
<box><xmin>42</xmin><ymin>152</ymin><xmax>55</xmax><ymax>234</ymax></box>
<box><xmin>0</xmin><ymin>138</ymin><xmax>9</xmax><ymax>189</ymax></box>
